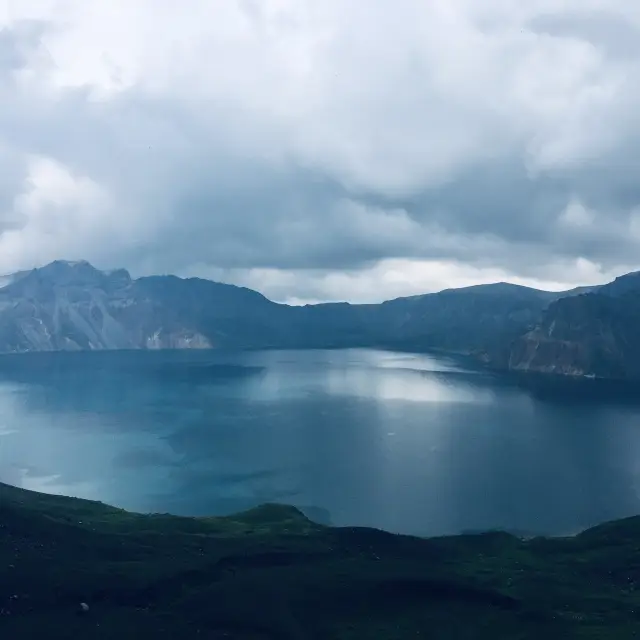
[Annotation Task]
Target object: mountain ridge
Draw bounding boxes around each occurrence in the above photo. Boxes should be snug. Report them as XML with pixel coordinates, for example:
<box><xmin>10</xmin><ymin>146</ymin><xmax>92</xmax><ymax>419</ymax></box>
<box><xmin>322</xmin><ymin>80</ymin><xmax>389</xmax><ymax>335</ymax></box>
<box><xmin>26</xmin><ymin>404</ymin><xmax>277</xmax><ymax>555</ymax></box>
<box><xmin>1</xmin><ymin>260</ymin><xmax>593</xmax><ymax>304</ymax></box>
<box><xmin>0</xmin><ymin>259</ymin><xmax>568</xmax><ymax>354</ymax></box>
<box><xmin>1</xmin><ymin>259</ymin><xmax>638</xmax><ymax>380</ymax></box>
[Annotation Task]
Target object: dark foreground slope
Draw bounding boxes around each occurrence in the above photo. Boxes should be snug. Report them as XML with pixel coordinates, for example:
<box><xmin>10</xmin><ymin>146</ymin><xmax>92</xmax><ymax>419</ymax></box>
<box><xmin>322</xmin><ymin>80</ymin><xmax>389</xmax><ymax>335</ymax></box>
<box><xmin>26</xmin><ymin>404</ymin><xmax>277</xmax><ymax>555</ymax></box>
<box><xmin>2</xmin><ymin>483</ymin><xmax>640</xmax><ymax>639</ymax></box>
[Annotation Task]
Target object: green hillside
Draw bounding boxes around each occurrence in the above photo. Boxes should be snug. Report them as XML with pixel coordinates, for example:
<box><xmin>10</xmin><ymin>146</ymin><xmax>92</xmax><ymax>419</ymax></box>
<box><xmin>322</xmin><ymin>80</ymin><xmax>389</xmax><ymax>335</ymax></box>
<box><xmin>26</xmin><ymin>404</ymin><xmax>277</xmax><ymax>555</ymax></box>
<box><xmin>2</xmin><ymin>482</ymin><xmax>640</xmax><ymax>638</ymax></box>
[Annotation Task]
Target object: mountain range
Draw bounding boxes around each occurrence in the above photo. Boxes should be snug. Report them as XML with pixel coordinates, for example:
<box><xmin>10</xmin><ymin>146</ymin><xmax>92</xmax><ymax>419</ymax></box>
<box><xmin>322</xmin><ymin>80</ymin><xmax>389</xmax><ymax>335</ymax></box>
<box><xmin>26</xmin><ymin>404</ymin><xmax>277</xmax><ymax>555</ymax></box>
<box><xmin>0</xmin><ymin>259</ymin><xmax>638</xmax><ymax>380</ymax></box>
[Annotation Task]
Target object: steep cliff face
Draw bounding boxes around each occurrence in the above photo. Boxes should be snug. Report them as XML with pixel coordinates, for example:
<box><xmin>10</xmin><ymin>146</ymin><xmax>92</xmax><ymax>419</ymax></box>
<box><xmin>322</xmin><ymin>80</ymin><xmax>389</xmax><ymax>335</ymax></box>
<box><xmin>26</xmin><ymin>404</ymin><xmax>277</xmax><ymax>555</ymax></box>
<box><xmin>508</xmin><ymin>285</ymin><xmax>640</xmax><ymax>379</ymax></box>
<box><xmin>0</xmin><ymin>261</ymin><xmax>378</xmax><ymax>352</ymax></box>
<box><xmin>0</xmin><ymin>259</ymin><xmax>617</xmax><ymax>363</ymax></box>
<box><xmin>0</xmin><ymin>261</ymin><xmax>572</xmax><ymax>355</ymax></box>
<box><xmin>377</xmin><ymin>283</ymin><xmax>563</xmax><ymax>356</ymax></box>
<box><xmin>0</xmin><ymin>261</ymin><xmax>216</xmax><ymax>352</ymax></box>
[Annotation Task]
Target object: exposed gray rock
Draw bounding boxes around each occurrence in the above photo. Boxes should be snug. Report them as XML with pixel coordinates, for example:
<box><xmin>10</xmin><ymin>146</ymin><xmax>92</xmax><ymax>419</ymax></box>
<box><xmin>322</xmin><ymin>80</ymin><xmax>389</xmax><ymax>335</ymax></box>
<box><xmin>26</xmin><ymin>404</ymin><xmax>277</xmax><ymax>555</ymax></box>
<box><xmin>0</xmin><ymin>259</ymin><xmax>611</xmax><ymax>367</ymax></box>
<box><xmin>507</xmin><ymin>286</ymin><xmax>640</xmax><ymax>380</ymax></box>
<box><xmin>0</xmin><ymin>261</ymin><xmax>215</xmax><ymax>353</ymax></box>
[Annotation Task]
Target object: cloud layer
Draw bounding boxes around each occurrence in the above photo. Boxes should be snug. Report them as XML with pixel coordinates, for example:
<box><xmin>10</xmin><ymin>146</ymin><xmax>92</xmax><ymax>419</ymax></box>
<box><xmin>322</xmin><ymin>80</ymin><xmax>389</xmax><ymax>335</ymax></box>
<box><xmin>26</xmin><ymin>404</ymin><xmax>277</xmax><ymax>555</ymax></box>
<box><xmin>0</xmin><ymin>1</ymin><xmax>639</xmax><ymax>302</ymax></box>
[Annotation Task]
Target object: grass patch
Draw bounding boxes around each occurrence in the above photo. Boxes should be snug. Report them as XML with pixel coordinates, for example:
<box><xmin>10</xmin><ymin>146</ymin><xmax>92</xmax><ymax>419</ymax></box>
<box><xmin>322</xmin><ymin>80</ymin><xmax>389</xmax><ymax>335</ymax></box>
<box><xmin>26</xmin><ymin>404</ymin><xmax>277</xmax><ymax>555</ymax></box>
<box><xmin>2</xmin><ymin>482</ymin><xmax>640</xmax><ymax>638</ymax></box>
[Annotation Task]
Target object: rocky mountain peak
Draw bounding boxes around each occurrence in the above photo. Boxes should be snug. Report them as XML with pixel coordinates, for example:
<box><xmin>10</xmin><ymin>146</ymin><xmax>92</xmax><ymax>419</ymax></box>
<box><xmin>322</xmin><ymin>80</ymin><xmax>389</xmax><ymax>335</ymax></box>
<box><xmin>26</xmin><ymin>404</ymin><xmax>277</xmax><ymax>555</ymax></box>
<box><xmin>34</xmin><ymin>260</ymin><xmax>104</xmax><ymax>285</ymax></box>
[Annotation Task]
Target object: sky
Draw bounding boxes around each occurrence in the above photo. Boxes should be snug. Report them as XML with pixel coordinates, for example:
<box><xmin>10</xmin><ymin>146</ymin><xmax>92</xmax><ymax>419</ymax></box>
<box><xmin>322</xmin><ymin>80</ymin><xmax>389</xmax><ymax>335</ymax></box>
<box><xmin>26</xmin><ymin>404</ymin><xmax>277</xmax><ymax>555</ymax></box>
<box><xmin>1</xmin><ymin>1</ymin><xmax>640</xmax><ymax>303</ymax></box>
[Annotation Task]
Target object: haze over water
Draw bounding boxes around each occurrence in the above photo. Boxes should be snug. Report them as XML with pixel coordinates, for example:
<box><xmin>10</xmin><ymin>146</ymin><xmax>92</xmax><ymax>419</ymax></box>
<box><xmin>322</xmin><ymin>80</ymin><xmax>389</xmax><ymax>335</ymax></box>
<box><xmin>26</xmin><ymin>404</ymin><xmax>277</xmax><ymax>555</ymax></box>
<box><xmin>1</xmin><ymin>348</ymin><xmax>640</xmax><ymax>537</ymax></box>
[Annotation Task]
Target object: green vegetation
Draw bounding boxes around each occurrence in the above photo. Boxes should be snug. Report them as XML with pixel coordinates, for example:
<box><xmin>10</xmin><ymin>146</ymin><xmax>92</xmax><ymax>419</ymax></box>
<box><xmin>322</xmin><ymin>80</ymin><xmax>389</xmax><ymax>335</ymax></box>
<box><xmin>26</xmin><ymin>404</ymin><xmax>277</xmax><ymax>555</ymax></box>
<box><xmin>2</xmin><ymin>482</ymin><xmax>640</xmax><ymax>638</ymax></box>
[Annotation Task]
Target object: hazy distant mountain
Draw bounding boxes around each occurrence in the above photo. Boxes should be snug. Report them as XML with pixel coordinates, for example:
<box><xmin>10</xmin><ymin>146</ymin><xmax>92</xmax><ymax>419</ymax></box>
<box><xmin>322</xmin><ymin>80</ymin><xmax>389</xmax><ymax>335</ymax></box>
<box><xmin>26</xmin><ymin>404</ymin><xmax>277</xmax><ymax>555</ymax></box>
<box><xmin>0</xmin><ymin>260</ymin><xmax>616</xmax><ymax>377</ymax></box>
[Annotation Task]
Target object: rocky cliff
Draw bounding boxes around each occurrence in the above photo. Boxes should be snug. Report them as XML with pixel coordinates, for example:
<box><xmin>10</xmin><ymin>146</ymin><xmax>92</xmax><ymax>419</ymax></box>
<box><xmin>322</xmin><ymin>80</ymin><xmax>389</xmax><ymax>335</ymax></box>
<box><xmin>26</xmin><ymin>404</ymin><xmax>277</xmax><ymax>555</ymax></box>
<box><xmin>0</xmin><ymin>260</ymin><xmax>579</xmax><ymax>356</ymax></box>
<box><xmin>0</xmin><ymin>259</ymin><xmax>625</xmax><ymax>374</ymax></box>
<box><xmin>377</xmin><ymin>282</ymin><xmax>564</xmax><ymax>357</ymax></box>
<box><xmin>508</xmin><ymin>273</ymin><xmax>640</xmax><ymax>379</ymax></box>
<box><xmin>0</xmin><ymin>261</ymin><xmax>266</xmax><ymax>352</ymax></box>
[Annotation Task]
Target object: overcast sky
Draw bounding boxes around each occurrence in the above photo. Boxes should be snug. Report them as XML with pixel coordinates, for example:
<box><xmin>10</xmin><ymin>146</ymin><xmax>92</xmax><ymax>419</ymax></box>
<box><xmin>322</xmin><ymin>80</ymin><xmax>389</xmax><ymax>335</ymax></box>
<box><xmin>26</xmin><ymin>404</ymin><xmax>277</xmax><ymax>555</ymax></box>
<box><xmin>1</xmin><ymin>1</ymin><xmax>639</xmax><ymax>303</ymax></box>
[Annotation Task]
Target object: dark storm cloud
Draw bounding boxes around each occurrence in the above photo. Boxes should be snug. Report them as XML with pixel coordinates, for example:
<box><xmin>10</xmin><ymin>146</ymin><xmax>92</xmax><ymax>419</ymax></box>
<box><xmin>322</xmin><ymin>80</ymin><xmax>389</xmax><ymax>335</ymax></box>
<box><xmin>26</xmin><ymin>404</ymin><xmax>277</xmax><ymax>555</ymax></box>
<box><xmin>0</xmin><ymin>3</ymin><xmax>639</xmax><ymax>299</ymax></box>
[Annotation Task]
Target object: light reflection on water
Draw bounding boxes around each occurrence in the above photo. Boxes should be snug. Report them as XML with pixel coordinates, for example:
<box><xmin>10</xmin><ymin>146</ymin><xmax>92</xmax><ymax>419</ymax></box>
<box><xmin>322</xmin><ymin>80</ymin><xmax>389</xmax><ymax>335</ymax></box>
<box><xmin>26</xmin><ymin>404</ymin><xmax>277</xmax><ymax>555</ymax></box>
<box><xmin>0</xmin><ymin>348</ymin><xmax>640</xmax><ymax>538</ymax></box>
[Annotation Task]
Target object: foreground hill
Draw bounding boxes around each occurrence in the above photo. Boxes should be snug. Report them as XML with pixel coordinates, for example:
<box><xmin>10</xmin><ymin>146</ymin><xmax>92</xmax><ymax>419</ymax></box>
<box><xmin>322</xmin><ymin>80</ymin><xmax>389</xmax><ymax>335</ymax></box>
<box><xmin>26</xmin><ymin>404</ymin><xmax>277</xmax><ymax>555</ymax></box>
<box><xmin>2</xmin><ymin>482</ymin><xmax>640</xmax><ymax>638</ymax></box>
<box><xmin>0</xmin><ymin>260</ymin><xmax>584</xmax><ymax>356</ymax></box>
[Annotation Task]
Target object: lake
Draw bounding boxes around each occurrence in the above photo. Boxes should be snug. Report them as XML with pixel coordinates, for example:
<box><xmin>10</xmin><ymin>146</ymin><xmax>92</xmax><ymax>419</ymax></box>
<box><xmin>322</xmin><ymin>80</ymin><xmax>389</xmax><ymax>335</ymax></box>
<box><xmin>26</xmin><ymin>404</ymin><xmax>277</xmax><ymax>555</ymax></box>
<box><xmin>1</xmin><ymin>348</ymin><xmax>640</xmax><ymax>537</ymax></box>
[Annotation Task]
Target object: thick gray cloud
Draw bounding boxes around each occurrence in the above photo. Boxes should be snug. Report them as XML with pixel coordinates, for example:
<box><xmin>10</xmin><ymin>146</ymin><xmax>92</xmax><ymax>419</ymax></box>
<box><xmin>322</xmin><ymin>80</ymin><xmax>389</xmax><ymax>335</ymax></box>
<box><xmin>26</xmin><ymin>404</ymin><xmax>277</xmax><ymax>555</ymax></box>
<box><xmin>0</xmin><ymin>1</ymin><xmax>639</xmax><ymax>302</ymax></box>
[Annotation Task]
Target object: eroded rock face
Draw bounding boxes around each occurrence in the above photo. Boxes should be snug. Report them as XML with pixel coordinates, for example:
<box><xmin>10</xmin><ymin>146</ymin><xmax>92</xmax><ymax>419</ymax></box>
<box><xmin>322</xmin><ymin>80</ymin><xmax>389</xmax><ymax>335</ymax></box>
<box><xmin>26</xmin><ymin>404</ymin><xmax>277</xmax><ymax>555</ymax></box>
<box><xmin>5</xmin><ymin>259</ymin><xmax>640</xmax><ymax>382</ymax></box>
<box><xmin>0</xmin><ymin>261</ymin><xmax>217</xmax><ymax>353</ymax></box>
<box><xmin>0</xmin><ymin>261</ymin><xmax>573</xmax><ymax>356</ymax></box>
<box><xmin>507</xmin><ymin>283</ymin><xmax>640</xmax><ymax>379</ymax></box>
<box><xmin>508</xmin><ymin>334</ymin><xmax>598</xmax><ymax>377</ymax></box>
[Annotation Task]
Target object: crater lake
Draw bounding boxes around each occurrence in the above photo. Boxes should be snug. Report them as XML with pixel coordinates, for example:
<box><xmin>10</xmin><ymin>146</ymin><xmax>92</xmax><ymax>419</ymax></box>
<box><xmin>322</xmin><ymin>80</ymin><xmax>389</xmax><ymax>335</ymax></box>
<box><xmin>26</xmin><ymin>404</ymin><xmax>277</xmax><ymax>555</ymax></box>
<box><xmin>1</xmin><ymin>348</ymin><xmax>640</xmax><ymax>537</ymax></box>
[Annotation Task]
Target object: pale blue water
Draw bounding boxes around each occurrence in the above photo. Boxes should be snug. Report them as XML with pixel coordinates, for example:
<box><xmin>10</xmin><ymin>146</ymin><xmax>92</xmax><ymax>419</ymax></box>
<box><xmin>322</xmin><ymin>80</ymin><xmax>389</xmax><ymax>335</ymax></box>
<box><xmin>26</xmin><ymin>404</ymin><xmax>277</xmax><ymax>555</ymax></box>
<box><xmin>1</xmin><ymin>348</ymin><xmax>640</xmax><ymax>537</ymax></box>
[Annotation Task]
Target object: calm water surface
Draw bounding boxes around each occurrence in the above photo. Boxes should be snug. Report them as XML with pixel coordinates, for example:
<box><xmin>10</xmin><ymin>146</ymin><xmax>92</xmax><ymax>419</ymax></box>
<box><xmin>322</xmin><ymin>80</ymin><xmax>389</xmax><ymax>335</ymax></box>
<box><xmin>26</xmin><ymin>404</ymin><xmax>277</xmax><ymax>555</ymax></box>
<box><xmin>1</xmin><ymin>348</ymin><xmax>640</xmax><ymax>537</ymax></box>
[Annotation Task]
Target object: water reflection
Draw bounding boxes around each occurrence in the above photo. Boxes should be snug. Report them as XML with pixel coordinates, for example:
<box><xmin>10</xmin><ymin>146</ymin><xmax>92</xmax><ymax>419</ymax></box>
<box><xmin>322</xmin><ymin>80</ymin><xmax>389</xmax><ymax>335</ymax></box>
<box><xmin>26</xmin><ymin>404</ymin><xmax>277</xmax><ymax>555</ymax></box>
<box><xmin>1</xmin><ymin>349</ymin><xmax>640</xmax><ymax>536</ymax></box>
<box><xmin>326</xmin><ymin>366</ymin><xmax>495</xmax><ymax>404</ymax></box>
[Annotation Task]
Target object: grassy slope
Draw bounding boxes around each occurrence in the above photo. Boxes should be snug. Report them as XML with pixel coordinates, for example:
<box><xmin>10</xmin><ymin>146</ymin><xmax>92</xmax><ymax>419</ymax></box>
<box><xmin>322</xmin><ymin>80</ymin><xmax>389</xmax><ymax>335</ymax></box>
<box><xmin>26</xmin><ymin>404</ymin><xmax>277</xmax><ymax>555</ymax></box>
<box><xmin>2</xmin><ymin>482</ymin><xmax>640</xmax><ymax>639</ymax></box>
